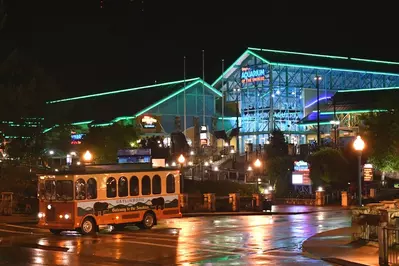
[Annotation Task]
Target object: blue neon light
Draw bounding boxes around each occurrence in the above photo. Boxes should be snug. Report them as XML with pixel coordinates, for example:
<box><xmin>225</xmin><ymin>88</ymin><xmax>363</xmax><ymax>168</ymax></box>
<box><xmin>305</xmin><ymin>96</ymin><xmax>331</xmax><ymax>109</ymax></box>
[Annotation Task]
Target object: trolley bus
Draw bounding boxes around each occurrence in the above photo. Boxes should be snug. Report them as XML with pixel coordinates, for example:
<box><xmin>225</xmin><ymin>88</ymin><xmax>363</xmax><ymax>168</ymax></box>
<box><xmin>37</xmin><ymin>164</ymin><xmax>181</xmax><ymax>235</ymax></box>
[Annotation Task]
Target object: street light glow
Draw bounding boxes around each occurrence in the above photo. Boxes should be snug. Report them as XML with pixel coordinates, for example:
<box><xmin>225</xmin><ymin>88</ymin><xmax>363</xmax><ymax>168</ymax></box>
<box><xmin>83</xmin><ymin>150</ymin><xmax>92</xmax><ymax>162</ymax></box>
<box><xmin>247</xmin><ymin>166</ymin><xmax>253</xmax><ymax>171</ymax></box>
<box><xmin>353</xmin><ymin>136</ymin><xmax>365</xmax><ymax>151</ymax></box>
<box><xmin>254</xmin><ymin>159</ymin><xmax>261</xmax><ymax>168</ymax></box>
<box><xmin>178</xmin><ymin>154</ymin><xmax>185</xmax><ymax>164</ymax></box>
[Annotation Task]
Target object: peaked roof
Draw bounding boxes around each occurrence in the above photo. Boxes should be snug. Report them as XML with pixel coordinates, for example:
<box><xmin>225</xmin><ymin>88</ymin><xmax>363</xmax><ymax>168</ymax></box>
<box><xmin>47</xmin><ymin>77</ymin><xmax>221</xmax><ymax>126</ymax></box>
<box><xmin>212</xmin><ymin>48</ymin><xmax>399</xmax><ymax>87</ymax></box>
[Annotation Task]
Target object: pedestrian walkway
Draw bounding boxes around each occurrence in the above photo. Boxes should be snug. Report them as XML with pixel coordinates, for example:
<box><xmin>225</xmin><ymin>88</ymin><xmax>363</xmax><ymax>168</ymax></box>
<box><xmin>183</xmin><ymin>205</ymin><xmax>347</xmax><ymax>217</ymax></box>
<box><xmin>0</xmin><ymin>214</ymin><xmax>37</xmax><ymax>225</ymax></box>
<box><xmin>302</xmin><ymin>226</ymin><xmax>379</xmax><ymax>266</ymax></box>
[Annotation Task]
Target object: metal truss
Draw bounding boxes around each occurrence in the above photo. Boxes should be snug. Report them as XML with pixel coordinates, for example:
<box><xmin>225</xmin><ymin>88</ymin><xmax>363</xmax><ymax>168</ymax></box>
<box><xmin>219</xmin><ymin>53</ymin><xmax>399</xmax><ymax>145</ymax></box>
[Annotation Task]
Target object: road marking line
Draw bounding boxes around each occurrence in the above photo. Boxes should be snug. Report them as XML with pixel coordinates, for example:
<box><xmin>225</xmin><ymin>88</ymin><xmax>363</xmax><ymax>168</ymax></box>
<box><xmin>120</xmin><ymin>239</ymin><xmax>242</xmax><ymax>255</ymax></box>
<box><xmin>0</xmin><ymin>228</ymin><xmax>38</xmax><ymax>235</ymax></box>
<box><xmin>4</xmin><ymin>224</ymin><xmax>39</xmax><ymax>230</ymax></box>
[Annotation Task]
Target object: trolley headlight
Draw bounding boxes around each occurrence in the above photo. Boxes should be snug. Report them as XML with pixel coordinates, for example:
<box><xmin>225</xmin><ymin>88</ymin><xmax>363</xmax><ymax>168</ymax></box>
<box><xmin>47</xmin><ymin>204</ymin><xmax>52</xmax><ymax>210</ymax></box>
<box><xmin>64</xmin><ymin>214</ymin><xmax>70</xmax><ymax>220</ymax></box>
<box><xmin>38</xmin><ymin>212</ymin><xmax>45</xmax><ymax>218</ymax></box>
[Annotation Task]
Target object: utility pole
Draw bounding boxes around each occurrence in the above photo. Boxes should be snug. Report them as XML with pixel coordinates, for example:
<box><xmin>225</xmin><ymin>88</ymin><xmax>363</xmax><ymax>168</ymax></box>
<box><xmin>316</xmin><ymin>76</ymin><xmax>321</xmax><ymax>146</ymax></box>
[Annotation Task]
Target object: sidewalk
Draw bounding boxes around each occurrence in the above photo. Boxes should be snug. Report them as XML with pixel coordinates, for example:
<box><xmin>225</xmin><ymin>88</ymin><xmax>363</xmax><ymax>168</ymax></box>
<box><xmin>0</xmin><ymin>214</ymin><xmax>37</xmax><ymax>224</ymax></box>
<box><xmin>183</xmin><ymin>205</ymin><xmax>347</xmax><ymax>217</ymax></box>
<box><xmin>302</xmin><ymin>227</ymin><xmax>379</xmax><ymax>266</ymax></box>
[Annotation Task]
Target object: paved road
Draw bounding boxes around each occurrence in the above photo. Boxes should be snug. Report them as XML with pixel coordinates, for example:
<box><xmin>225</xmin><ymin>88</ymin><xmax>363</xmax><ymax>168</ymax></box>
<box><xmin>0</xmin><ymin>210</ymin><xmax>351</xmax><ymax>265</ymax></box>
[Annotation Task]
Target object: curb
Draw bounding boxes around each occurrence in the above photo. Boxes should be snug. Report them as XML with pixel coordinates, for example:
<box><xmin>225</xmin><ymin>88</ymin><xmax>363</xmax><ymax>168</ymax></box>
<box><xmin>182</xmin><ymin>211</ymin><xmax>317</xmax><ymax>217</ymax></box>
<box><xmin>322</xmin><ymin>257</ymin><xmax>369</xmax><ymax>266</ymax></box>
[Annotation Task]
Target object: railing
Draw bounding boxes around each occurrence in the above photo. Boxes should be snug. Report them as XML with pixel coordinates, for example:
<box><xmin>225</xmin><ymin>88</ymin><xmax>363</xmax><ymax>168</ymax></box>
<box><xmin>379</xmin><ymin>226</ymin><xmax>399</xmax><ymax>266</ymax></box>
<box><xmin>276</xmin><ymin>198</ymin><xmax>316</xmax><ymax>206</ymax></box>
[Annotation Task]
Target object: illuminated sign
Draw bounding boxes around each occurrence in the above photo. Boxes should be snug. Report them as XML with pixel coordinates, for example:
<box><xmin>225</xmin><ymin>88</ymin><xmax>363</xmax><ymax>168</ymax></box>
<box><xmin>294</xmin><ymin>160</ymin><xmax>309</xmax><ymax>171</ymax></box>
<box><xmin>364</xmin><ymin>164</ymin><xmax>373</xmax><ymax>182</ymax></box>
<box><xmin>71</xmin><ymin>132</ymin><xmax>84</xmax><ymax>145</ymax></box>
<box><xmin>141</xmin><ymin>116</ymin><xmax>157</xmax><ymax>129</ymax></box>
<box><xmin>241</xmin><ymin>67</ymin><xmax>266</xmax><ymax>84</ymax></box>
<box><xmin>292</xmin><ymin>161</ymin><xmax>311</xmax><ymax>185</ymax></box>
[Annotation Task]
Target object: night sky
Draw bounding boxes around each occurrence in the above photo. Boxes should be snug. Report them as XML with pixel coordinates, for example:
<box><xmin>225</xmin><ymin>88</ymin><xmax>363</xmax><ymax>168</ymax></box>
<box><xmin>1</xmin><ymin>1</ymin><xmax>398</xmax><ymax>98</ymax></box>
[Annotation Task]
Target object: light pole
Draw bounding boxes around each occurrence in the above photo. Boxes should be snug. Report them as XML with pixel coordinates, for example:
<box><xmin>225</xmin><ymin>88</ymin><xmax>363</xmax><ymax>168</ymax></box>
<box><xmin>353</xmin><ymin>136</ymin><xmax>365</xmax><ymax>206</ymax></box>
<box><xmin>254</xmin><ymin>158</ymin><xmax>262</xmax><ymax>192</ymax></box>
<box><xmin>178</xmin><ymin>154</ymin><xmax>186</xmax><ymax>193</ymax></box>
<box><xmin>314</xmin><ymin>75</ymin><xmax>322</xmax><ymax>146</ymax></box>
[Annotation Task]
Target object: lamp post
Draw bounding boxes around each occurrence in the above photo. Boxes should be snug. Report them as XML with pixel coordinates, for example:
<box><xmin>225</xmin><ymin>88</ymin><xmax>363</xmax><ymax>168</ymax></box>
<box><xmin>178</xmin><ymin>154</ymin><xmax>186</xmax><ymax>193</ymax></box>
<box><xmin>254</xmin><ymin>158</ymin><xmax>262</xmax><ymax>192</ymax></box>
<box><xmin>314</xmin><ymin>75</ymin><xmax>322</xmax><ymax>146</ymax></box>
<box><xmin>353</xmin><ymin>136</ymin><xmax>365</xmax><ymax>206</ymax></box>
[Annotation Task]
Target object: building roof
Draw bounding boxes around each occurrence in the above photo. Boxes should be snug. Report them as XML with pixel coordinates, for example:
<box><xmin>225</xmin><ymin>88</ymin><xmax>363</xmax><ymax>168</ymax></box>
<box><xmin>299</xmin><ymin>87</ymin><xmax>399</xmax><ymax>124</ymax></box>
<box><xmin>212</xmin><ymin>48</ymin><xmax>399</xmax><ymax>87</ymax></box>
<box><xmin>46</xmin><ymin>78</ymin><xmax>221</xmax><ymax>127</ymax></box>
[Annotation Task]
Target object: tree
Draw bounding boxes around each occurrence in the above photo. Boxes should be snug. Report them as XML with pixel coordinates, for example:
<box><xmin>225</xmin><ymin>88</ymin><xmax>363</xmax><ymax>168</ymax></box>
<box><xmin>308</xmin><ymin>147</ymin><xmax>349</xmax><ymax>188</ymax></box>
<box><xmin>362</xmin><ymin>111</ymin><xmax>399</xmax><ymax>179</ymax></box>
<box><xmin>43</xmin><ymin>124</ymin><xmax>76</xmax><ymax>153</ymax></box>
<box><xmin>266</xmin><ymin>156</ymin><xmax>293</xmax><ymax>196</ymax></box>
<box><xmin>82</xmin><ymin>124</ymin><xmax>139</xmax><ymax>163</ymax></box>
<box><xmin>266</xmin><ymin>130</ymin><xmax>288</xmax><ymax>158</ymax></box>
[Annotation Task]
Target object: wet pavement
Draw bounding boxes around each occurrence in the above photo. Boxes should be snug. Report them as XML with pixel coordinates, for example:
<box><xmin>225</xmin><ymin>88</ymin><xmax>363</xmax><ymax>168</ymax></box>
<box><xmin>0</xmin><ymin>210</ymin><xmax>351</xmax><ymax>265</ymax></box>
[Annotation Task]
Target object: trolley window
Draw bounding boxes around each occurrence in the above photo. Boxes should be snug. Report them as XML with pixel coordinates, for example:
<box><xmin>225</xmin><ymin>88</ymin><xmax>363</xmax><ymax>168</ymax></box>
<box><xmin>130</xmin><ymin>176</ymin><xmax>139</xmax><ymax>196</ymax></box>
<box><xmin>87</xmin><ymin>178</ymin><xmax>97</xmax><ymax>199</ymax></box>
<box><xmin>44</xmin><ymin>180</ymin><xmax>56</xmax><ymax>200</ymax></box>
<box><xmin>56</xmin><ymin>180</ymin><xmax>73</xmax><ymax>201</ymax></box>
<box><xmin>118</xmin><ymin>176</ymin><xmax>128</xmax><ymax>197</ymax></box>
<box><xmin>142</xmin><ymin>175</ymin><xmax>151</xmax><ymax>195</ymax></box>
<box><xmin>166</xmin><ymin>174</ymin><xmax>175</xmax><ymax>193</ymax></box>
<box><xmin>106</xmin><ymin>177</ymin><xmax>117</xmax><ymax>198</ymax></box>
<box><xmin>152</xmin><ymin>175</ymin><xmax>161</xmax><ymax>194</ymax></box>
<box><xmin>75</xmin><ymin>179</ymin><xmax>86</xmax><ymax>200</ymax></box>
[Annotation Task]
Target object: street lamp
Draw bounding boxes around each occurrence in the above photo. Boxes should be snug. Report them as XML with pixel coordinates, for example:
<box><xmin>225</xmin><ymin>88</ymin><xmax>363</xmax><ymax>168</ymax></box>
<box><xmin>254</xmin><ymin>159</ymin><xmax>262</xmax><ymax>192</ymax></box>
<box><xmin>83</xmin><ymin>150</ymin><xmax>92</xmax><ymax>163</ymax></box>
<box><xmin>314</xmin><ymin>75</ymin><xmax>322</xmax><ymax>146</ymax></box>
<box><xmin>353</xmin><ymin>135</ymin><xmax>365</xmax><ymax>206</ymax></box>
<box><xmin>178</xmin><ymin>154</ymin><xmax>185</xmax><ymax>193</ymax></box>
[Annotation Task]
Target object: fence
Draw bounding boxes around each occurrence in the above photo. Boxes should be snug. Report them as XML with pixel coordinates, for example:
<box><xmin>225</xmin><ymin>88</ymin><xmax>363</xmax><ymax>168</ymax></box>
<box><xmin>379</xmin><ymin>226</ymin><xmax>399</xmax><ymax>266</ymax></box>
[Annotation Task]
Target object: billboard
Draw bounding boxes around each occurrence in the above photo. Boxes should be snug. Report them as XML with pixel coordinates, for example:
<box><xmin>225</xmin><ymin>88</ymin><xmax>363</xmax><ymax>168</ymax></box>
<box><xmin>240</xmin><ymin>67</ymin><xmax>267</xmax><ymax>84</ymax></box>
<box><xmin>292</xmin><ymin>160</ymin><xmax>311</xmax><ymax>185</ymax></box>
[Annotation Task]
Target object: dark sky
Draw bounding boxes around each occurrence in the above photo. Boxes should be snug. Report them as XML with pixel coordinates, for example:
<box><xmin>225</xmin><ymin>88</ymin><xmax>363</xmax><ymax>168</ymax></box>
<box><xmin>1</xmin><ymin>1</ymin><xmax>398</xmax><ymax>98</ymax></box>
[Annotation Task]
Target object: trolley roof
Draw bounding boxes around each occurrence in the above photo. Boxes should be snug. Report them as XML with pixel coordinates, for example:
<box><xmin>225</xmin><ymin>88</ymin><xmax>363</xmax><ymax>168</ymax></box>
<box><xmin>37</xmin><ymin>163</ymin><xmax>179</xmax><ymax>176</ymax></box>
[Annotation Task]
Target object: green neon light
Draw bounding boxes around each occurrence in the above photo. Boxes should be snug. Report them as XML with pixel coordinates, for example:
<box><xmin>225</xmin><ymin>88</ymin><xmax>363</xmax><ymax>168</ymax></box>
<box><xmin>300</xmin><ymin>122</ymin><xmax>334</xmax><ymax>126</ymax></box>
<box><xmin>337</xmin><ymin>87</ymin><xmax>399</xmax><ymax>93</ymax></box>
<box><xmin>351</xmin><ymin>57</ymin><xmax>399</xmax><ymax>65</ymax></box>
<box><xmin>42</xmin><ymin>124</ymin><xmax>59</xmax><ymax>133</ymax></box>
<box><xmin>211</xmin><ymin>50</ymin><xmax>250</xmax><ymax>86</ymax></box>
<box><xmin>248</xmin><ymin>47</ymin><xmax>399</xmax><ymax>66</ymax></box>
<box><xmin>47</xmin><ymin>77</ymin><xmax>200</xmax><ymax>104</ymax></box>
<box><xmin>269</xmin><ymin>61</ymin><xmax>399</xmax><ymax>76</ymax></box>
<box><xmin>136</xmin><ymin>80</ymin><xmax>217</xmax><ymax>117</ymax></box>
<box><xmin>71</xmin><ymin>120</ymin><xmax>94</xmax><ymax>126</ymax></box>
<box><xmin>112</xmin><ymin>116</ymin><xmax>135</xmax><ymax>123</ymax></box>
<box><xmin>248</xmin><ymin>47</ymin><xmax>348</xmax><ymax>60</ymax></box>
<box><xmin>212</xmin><ymin>49</ymin><xmax>399</xmax><ymax>87</ymax></box>
<box><xmin>312</xmin><ymin>109</ymin><xmax>387</xmax><ymax>115</ymax></box>
<box><xmin>91</xmin><ymin>122</ymin><xmax>114</xmax><ymax>127</ymax></box>
<box><xmin>246</xmin><ymin>50</ymin><xmax>271</xmax><ymax>64</ymax></box>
